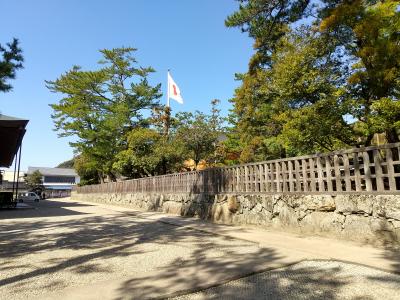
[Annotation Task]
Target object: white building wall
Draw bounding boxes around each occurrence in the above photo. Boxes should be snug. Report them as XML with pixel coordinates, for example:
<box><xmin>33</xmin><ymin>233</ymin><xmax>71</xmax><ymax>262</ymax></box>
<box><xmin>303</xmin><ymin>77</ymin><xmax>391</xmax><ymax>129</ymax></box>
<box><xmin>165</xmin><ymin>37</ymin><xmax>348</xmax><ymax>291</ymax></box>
<box><xmin>1</xmin><ymin>170</ymin><xmax>26</xmax><ymax>182</ymax></box>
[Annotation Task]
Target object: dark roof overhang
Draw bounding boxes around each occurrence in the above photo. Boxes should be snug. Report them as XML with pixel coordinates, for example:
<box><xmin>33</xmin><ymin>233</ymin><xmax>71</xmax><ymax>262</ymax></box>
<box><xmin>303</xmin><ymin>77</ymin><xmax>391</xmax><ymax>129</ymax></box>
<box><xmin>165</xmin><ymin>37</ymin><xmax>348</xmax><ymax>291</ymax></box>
<box><xmin>0</xmin><ymin>114</ymin><xmax>29</xmax><ymax>167</ymax></box>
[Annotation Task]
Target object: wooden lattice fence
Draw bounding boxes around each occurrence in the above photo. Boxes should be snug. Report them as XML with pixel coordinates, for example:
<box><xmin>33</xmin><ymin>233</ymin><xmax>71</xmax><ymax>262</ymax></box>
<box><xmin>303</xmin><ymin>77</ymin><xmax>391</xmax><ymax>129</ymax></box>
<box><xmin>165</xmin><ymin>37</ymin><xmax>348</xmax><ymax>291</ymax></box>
<box><xmin>76</xmin><ymin>143</ymin><xmax>400</xmax><ymax>195</ymax></box>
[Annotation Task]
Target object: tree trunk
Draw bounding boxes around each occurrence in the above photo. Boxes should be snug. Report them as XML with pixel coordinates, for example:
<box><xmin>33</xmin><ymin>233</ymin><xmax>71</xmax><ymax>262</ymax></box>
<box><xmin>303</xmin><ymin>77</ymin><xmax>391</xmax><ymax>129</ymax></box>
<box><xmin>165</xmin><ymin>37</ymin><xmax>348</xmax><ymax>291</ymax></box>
<box><xmin>280</xmin><ymin>146</ymin><xmax>286</xmax><ymax>159</ymax></box>
<box><xmin>163</xmin><ymin>106</ymin><xmax>171</xmax><ymax>137</ymax></box>
<box><xmin>194</xmin><ymin>158</ymin><xmax>200</xmax><ymax>170</ymax></box>
<box><xmin>386</xmin><ymin>128</ymin><xmax>400</xmax><ymax>143</ymax></box>
<box><xmin>98</xmin><ymin>171</ymin><xmax>104</xmax><ymax>183</ymax></box>
<box><xmin>364</xmin><ymin>133</ymin><xmax>374</xmax><ymax>146</ymax></box>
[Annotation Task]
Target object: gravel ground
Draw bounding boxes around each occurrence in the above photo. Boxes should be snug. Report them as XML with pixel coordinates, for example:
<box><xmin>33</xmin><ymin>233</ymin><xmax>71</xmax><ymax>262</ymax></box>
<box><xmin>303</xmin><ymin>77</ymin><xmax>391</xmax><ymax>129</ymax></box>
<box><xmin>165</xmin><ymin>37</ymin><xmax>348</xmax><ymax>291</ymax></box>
<box><xmin>0</xmin><ymin>199</ymin><xmax>262</xmax><ymax>300</ymax></box>
<box><xmin>171</xmin><ymin>260</ymin><xmax>400</xmax><ymax>300</ymax></box>
<box><xmin>1</xmin><ymin>198</ymin><xmax>399</xmax><ymax>300</ymax></box>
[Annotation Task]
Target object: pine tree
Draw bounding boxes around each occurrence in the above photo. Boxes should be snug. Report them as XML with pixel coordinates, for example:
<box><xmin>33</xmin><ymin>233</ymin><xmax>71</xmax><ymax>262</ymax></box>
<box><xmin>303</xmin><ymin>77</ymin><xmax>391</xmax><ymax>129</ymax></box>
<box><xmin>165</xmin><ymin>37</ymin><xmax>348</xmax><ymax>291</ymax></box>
<box><xmin>0</xmin><ymin>38</ymin><xmax>23</xmax><ymax>92</ymax></box>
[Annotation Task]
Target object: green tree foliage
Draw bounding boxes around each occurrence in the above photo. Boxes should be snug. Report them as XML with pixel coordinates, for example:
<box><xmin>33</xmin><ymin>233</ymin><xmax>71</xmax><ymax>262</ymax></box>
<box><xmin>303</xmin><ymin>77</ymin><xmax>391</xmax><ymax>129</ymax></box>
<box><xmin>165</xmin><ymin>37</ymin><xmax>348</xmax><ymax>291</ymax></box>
<box><xmin>175</xmin><ymin>100</ymin><xmax>225</xmax><ymax>167</ymax></box>
<box><xmin>227</xmin><ymin>26</ymin><xmax>354</xmax><ymax>161</ymax></box>
<box><xmin>270</xmin><ymin>29</ymin><xmax>355</xmax><ymax>155</ymax></box>
<box><xmin>320</xmin><ymin>0</ymin><xmax>400</xmax><ymax>143</ymax></box>
<box><xmin>370</xmin><ymin>98</ymin><xmax>400</xmax><ymax>141</ymax></box>
<box><xmin>113</xmin><ymin>100</ymin><xmax>225</xmax><ymax>176</ymax></box>
<box><xmin>0</xmin><ymin>38</ymin><xmax>23</xmax><ymax>92</ymax></box>
<box><xmin>25</xmin><ymin>170</ymin><xmax>43</xmax><ymax>190</ymax></box>
<box><xmin>47</xmin><ymin>47</ymin><xmax>161</xmax><ymax>182</ymax></box>
<box><xmin>225</xmin><ymin>0</ymin><xmax>311</xmax><ymax>71</ymax></box>
<box><xmin>225</xmin><ymin>1</ymin><xmax>320</xmax><ymax>162</ymax></box>
<box><xmin>74</xmin><ymin>155</ymin><xmax>100</xmax><ymax>186</ymax></box>
<box><xmin>225</xmin><ymin>0</ymin><xmax>400</xmax><ymax>162</ymax></box>
<box><xmin>113</xmin><ymin>127</ymin><xmax>185</xmax><ymax>178</ymax></box>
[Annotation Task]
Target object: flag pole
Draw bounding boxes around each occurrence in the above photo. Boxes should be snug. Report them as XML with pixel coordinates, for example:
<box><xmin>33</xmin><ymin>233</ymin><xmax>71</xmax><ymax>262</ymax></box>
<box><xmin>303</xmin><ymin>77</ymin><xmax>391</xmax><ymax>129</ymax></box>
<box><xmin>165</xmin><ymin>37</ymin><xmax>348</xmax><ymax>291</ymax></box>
<box><xmin>164</xmin><ymin>69</ymin><xmax>171</xmax><ymax>137</ymax></box>
<box><xmin>167</xmin><ymin>69</ymin><xmax>170</xmax><ymax>108</ymax></box>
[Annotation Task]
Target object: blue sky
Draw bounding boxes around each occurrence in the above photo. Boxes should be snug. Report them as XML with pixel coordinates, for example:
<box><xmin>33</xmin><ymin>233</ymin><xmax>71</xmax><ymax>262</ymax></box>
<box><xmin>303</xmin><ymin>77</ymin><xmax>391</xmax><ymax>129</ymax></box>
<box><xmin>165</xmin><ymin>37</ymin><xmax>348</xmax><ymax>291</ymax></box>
<box><xmin>0</xmin><ymin>0</ymin><xmax>253</xmax><ymax>171</ymax></box>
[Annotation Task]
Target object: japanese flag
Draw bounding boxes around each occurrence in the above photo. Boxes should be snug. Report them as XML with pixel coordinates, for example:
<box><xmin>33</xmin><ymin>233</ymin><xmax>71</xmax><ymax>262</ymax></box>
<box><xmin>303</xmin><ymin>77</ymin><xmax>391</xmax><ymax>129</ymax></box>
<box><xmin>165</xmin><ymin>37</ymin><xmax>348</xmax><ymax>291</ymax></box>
<box><xmin>168</xmin><ymin>72</ymin><xmax>183</xmax><ymax>104</ymax></box>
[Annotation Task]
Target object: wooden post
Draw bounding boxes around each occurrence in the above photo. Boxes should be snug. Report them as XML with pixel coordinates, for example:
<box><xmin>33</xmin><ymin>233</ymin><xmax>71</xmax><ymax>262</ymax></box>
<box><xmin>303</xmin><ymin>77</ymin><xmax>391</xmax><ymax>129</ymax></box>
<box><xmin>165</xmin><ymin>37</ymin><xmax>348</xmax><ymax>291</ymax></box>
<box><xmin>276</xmin><ymin>162</ymin><xmax>281</xmax><ymax>192</ymax></box>
<box><xmin>386</xmin><ymin>147</ymin><xmax>396</xmax><ymax>191</ymax></box>
<box><xmin>282</xmin><ymin>162</ymin><xmax>288</xmax><ymax>192</ymax></box>
<box><xmin>316</xmin><ymin>157</ymin><xmax>324</xmax><ymax>192</ymax></box>
<box><xmin>334</xmin><ymin>155</ymin><xmax>342</xmax><ymax>192</ymax></box>
<box><xmin>325</xmin><ymin>157</ymin><xmax>333</xmax><ymax>192</ymax></box>
<box><xmin>302</xmin><ymin>159</ymin><xmax>308</xmax><ymax>192</ymax></box>
<box><xmin>309</xmin><ymin>158</ymin><xmax>316</xmax><ymax>192</ymax></box>
<box><xmin>343</xmin><ymin>154</ymin><xmax>351</xmax><ymax>192</ymax></box>
<box><xmin>353</xmin><ymin>152</ymin><xmax>362</xmax><ymax>191</ymax></box>
<box><xmin>294</xmin><ymin>160</ymin><xmax>301</xmax><ymax>192</ymax></box>
<box><xmin>264</xmin><ymin>163</ymin><xmax>269</xmax><ymax>192</ymax></box>
<box><xmin>374</xmin><ymin>149</ymin><xmax>384</xmax><ymax>192</ymax></box>
<box><xmin>260</xmin><ymin>164</ymin><xmax>264</xmax><ymax>192</ymax></box>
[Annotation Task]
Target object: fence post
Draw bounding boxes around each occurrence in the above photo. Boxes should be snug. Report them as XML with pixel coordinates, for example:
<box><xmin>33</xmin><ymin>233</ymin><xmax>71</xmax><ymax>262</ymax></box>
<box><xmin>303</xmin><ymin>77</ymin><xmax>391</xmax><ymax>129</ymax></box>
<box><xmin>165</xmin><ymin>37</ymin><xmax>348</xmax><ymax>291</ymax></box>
<box><xmin>373</xmin><ymin>149</ymin><xmax>384</xmax><ymax>192</ymax></box>
<box><xmin>386</xmin><ymin>147</ymin><xmax>396</xmax><ymax>191</ymax></box>
<box><xmin>288</xmin><ymin>161</ymin><xmax>294</xmax><ymax>192</ymax></box>
<box><xmin>302</xmin><ymin>159</ymin><xmax>308</xmax><ymax>192</ymax></box>
<box><xmin>334</xmin><ymin>155</ymin><xmax>342</xmax><ymax>192</ymax></box>
<box><xmin>309</xmin><ymin>158</ymin><xmax>316</xmax><ymax>192</ymax></box>
<box><xmin>325</xmin><ymin>157</ymin><xmax>333</xmax><ymax>192</ymax></box>
<box><xmin>282</xmin><ymin>162</ymin><xmax>288</xmax><ymax>192</ymax></box>
<box><xmin>275</xmin><ymin>162</ymin><xmax>281</xmax><ymax>192</ymax></box>
<box><xmin>343</xmin><ymin>154</ymin><xmax>351</xmax><ymax>192</ymax></box>
<box><xmin>264</xmin><ymin>163</ymin><xmax>269</xmax><ymax>192</ymax></box>
<box><xmin>316</xmin><ymin>157</ymin><xmax>324</xmax><ymax>192</ymax></box>
<box><xmin>353</xmin><ymin>152</ymin><xmax>362</xmax><ymax>191</ymax></box>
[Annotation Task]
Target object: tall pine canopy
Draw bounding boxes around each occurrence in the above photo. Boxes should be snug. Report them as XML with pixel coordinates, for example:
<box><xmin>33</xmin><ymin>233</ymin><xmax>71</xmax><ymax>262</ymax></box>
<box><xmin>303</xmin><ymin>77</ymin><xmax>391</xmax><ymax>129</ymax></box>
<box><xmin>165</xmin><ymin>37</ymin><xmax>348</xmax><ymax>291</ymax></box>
<box><xmin>0</xmin><ymin>38</ymin><xmax>23</xmax><ymax>93</ymax></box>
<box><xmin>224</xmin><ymin>0</ymin><xmax>400</xmax><ymax>163</ymax></box>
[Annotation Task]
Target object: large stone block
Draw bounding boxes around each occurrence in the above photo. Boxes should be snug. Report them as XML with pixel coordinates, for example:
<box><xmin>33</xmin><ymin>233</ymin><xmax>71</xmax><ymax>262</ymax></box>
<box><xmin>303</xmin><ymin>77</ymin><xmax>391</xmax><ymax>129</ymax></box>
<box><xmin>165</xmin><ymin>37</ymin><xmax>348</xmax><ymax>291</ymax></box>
<box><xmin>340</xmin><ymin>214</ymin><xmax>394</xmax><ymax>244</ymax></box>
<box><xmin>284</xmin><ymin>195</ymin><xmax>304</xmax><ymax>209</ymax></box>
<box><xmin>390</xmin><ymin>220</ymin><xmax>400</xmax><ymax>229</ymax></box>
<box><xmin>370</xmin><ymin>218</ymin><xmax>393</xmax><ymax>232</ymax></box>
<box><xmin>162</xmin><ymin>201</ymin><xmax>182</xmax><ymax>215</ymax></box>
<box><xmin>212</xmin><ymin>203</ymin><xmax>222</xmax><ymax>222</ymax></box>
<box><xmin>248</xmin><ymin>212</ymin><xmax>269</xmax><ymax>225</ymax></box>
<box><xmin>248</xmin><ymin>195</ymin><xmax>258</xmax><ymax>210</ymax></box>
<box><xmin>315</xmin><ymin>195</ymin><xmax>336</xmax><ymax>211</ymax></box>
<box><xmin>198</xmin><ymin>201</ymin><xmax>213</xmax><ymax>220</ymax></box>
<box><xmin>239</xmin><ymin>196</ymin><xmax>250</xmax><ymax>210</ymax></box>
<box><xmin>211</xmin><ymin>203</ymin><xmax>232</xmax><ymax>224</ymax></box>
<box><xmin>342</xmin><ymin>215</ymin><xmax>373</xmax><ymax>239</ymax></box>
<box><xmin>335</xmin><ymin>195</ymin><xmax>373</xmax><ymax>215</ymax></box>
<box><xmin>295</xmin><ymin>208</ymin><xmax>308</xmax><ymax>221</ymax></box>
<box><xmin>221</xmin><ymin>203</ymin><xmax>233</xmax><ymax>223</ymax></box>
<box><xmin>301</xmin><ymin>212</ymin><xmax>343</xmax><ymax>233</ymax></box>
<box><xmin>283</xmin><ymin>195</ymin><xmax>336</xmax><ymax>212</ymax></box>
<box><xmin>253</xmin><ymin>202</ymin><xmax>263</xmax><ymax>213</ymax></box>
<box><xmin>382</xmin><ymin>196</ymin><xmax>400</xmax><ymax>221</ymax></box>
<box><xmin>262</xmin><ymin>195</ymin><xmax>274</xmax><ymax>212</ymax></box>
<box><xmin>274</xmin><ymin>200</ymin><xmax>298</xmax><ymax>227</ymax></box>
<box><xmin>182</xmin><ymin>201</ymin><xmax>207</xmax><ymax>217</ymax></box>
<box><xmin>227</xmin><ymin>195</ymin><xmax>239</xmax><ymax>213</ymax></box>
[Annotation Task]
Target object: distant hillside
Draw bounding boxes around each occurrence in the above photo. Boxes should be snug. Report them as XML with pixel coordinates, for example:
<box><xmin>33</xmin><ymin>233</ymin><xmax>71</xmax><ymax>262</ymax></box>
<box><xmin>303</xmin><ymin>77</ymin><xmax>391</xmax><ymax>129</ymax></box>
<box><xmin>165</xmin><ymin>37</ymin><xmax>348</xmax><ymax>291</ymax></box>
<box><xmin>56</xmin><ymin>159</ymin><xmax>74</xmax><ymax>169</ymax></box>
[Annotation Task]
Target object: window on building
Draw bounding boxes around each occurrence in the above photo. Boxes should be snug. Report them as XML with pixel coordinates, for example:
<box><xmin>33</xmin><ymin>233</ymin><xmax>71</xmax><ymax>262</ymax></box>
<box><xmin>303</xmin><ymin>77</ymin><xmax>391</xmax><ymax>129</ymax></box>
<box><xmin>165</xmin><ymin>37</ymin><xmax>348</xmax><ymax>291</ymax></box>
<box><xmin>44</xmin><ymin>176</ymin><xmax>76</xmax><ymax>184</ymax></box>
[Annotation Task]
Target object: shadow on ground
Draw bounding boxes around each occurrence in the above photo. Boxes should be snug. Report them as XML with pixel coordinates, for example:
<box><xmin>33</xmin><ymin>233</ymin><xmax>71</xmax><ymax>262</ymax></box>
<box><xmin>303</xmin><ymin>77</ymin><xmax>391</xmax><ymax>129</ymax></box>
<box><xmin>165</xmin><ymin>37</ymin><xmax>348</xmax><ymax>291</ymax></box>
<box><xmin>0</xmin><ymin>198</ymin><xmax>398</xmax><ymax>300</ymax></box>
<box><xmin>0</xmin><ymin>199</ymin><xmax>93</xmax><ymax>219</ymax></box>
<box><xmin>0</xmin><ymin>199</ymin><xmax>282</xmax><ymax>299</ymax></box>
<box><xmin>167</xmin><ymin>263</ymin><xmax>349</xmax><ymax>300</ymax></box>
<box><xmin>371</xmin><ymin>226</ymin><xmax>400</xmax><ymax>280</ymax></box>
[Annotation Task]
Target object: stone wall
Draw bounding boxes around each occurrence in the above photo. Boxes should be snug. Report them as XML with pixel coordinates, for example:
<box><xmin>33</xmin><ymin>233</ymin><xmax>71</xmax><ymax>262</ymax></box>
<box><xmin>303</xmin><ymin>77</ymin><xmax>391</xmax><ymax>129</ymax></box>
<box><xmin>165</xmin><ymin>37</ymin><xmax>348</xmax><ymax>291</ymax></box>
<box><xmin>71</xmin><ymin>192</ymin><xmax>400</xmax><ymax>245</ymax></box>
